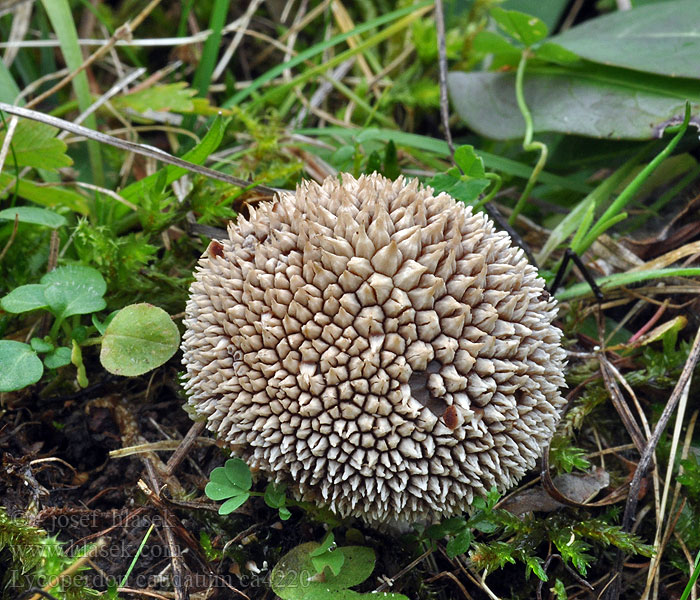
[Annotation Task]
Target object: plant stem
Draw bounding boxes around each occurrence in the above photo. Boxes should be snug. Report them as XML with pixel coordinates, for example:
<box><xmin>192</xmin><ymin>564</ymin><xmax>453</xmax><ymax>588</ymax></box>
<box><xmin>509</xmin><ymin>50</ymin><xmax>548</xmax><ymax>226</ymax></box>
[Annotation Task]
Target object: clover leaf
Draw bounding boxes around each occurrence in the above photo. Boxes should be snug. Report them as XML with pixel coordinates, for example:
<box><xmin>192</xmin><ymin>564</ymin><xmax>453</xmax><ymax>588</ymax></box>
<box><xmin>205</xmin><ymin>458</ymin><xmax>253</xmax><ymax>515</ymax></box>
<box><xmin>310</xmin><ymin>532</ymin><xmax>344</xmax><ymax>577</ymax></box>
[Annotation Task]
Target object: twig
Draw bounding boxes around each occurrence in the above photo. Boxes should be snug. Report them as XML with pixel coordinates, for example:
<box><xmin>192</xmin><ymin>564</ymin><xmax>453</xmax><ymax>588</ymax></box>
<box><xmin>0</xmin><ymin>214</ymin><xmax>19</xmax><ymax>263</ymax></box>
<box><xmin>25</xmin><ymin>0</ymin><xmax>163</xmax><ymax>109</ymax></box>
<box><xmin>605</xmin><ymin>325</ymin><xmax>700</xmax><ymax>600</ymax></box>
<box><xmin>373</xmin><ymin>547</ymin><xmax>433</xmax><ymax>593</ymax></box>
<box><xmin>0</xmin><ymin>114</ymin><xmax>18</xmax><ymax>173</ymax></box>
<box><xmin>0</xmin><ymin>101</ymin><xmax>278</xmax><ymax>195</ymax></box>
<box><xmin>165</xmin><ymin>421</ymin><xmax>206</xmax><ymax>476</ymax></box>
<box><xmin>434</xmin><ymin>0</ymin><xmax>455</xmax><ymax>161</ymax></box>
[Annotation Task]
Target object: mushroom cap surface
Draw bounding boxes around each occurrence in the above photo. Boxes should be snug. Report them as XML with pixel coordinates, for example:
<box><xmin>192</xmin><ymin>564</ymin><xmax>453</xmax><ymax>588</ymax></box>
<box><xmin>182</xmin><ymin>173</ymin><xmax>566</xmax><ymax>525</ymax></box>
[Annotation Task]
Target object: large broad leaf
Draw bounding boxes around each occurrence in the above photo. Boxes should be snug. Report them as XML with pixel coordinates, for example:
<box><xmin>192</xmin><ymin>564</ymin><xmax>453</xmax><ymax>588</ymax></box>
<box><xmin>0</xmin><ymin>341</ymin><xmax>43</xmax><ymax>392</ymax></box>
<box><xmin>271</xmin><ymin>543</ymin><xmax>376</xmax><ymax>600</ymax></box>
<box><xmin>303</xmin><ymin>591</ymin><xmax>409</xmax><ymax>600</ymax></box>
<box><xmin>551</xmin><ymin>0</ymin><xmax>700</xmax><ymax>79</ymax></box>
<box><xmin>0</xmin><ymin>120</ymin><xmax>72</xmax><ymax>170</ymax></box>
<box><xmin>42</xmin><ymin>265</ymin><xmax>107</xmax><ymax>322</ymax></box>
<box><xmin>0</xmin><ymin>207</ymin><xmax>67</xmax><ymax>228</ymax></box>
<box><xmin>100</xmin><ymin>303</ymin><xmax>180</xmax><ymax>377</ymax></box>
<box><xmin>1</xmin><ymin>284</ymin><xmax>49</xmax><ymax>314</ymax></box>
<box><xmin>448</xmin><ymin>69</ymin><xmax>700</xmax><ymax>140</ymax></box>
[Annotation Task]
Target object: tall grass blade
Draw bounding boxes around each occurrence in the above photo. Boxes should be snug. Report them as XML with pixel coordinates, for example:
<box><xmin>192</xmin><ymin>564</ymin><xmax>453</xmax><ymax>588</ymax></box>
<box><xmin>41</xmin><ymin>0</ymin><xmax>103</xmax><ymax>185</ymax></box>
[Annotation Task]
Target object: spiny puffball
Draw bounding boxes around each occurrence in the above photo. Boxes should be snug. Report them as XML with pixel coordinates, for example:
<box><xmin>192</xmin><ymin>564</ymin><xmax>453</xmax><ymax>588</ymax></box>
<box><xmin>182</xmin><ymin>173</ymin><xmax>566</xmax><ymax>525</ymax></box>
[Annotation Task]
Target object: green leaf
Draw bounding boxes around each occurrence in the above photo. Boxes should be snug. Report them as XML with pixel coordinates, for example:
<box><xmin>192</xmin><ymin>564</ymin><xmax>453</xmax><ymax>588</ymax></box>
<box><xmin>0</xmin><ymin>120</ymin><xmax>72</xmax><ymax>170</ymax></box>
<box><xmin>42</xmin><ymin>265</ymin><xmax>107</xmax><ymax>323</ymax></box>
<box><xmin>551</xmin><ymin>0</ymin><xmax>700</xmax><ymax>79</ymax></box>
<box><xmin>468</xmin><ymin>512</ymin><xmax>499</xmax><ymax>534</ymax></box>
<box><xmin>446</xmin><ymin>530</ymin><xmax>473</xmax><ymax>558</ymax></box>
<box><xmin>552</xmin><ymin>578</ymin><xmax>567</xmax><ymax>600</ymax></box>
<box><xmin>303</xmin><ymin>592</ymin><xmax>409</xmax><ymax>600</ymax></box>
<box><xmin>448</xmin><ymin>69</ymin><xmax>700</xmax><ymax>140</ymax></box>
<box><xmin>224</xmin><ymin>458</ymin><xmax>253</xmax><ymax>490</ymax></box>
<box><xmin>454</xmin><ymin>145</ymin><xmax>486</xmax><ymax>178</ymax></box>
<box><xmin>297</xmin><ymin>127</ymin><xmax>592</xmax><ymax>193</ymax></box>
<box><xmin>265</xmin><ymin>482</ymin><xmax>288</xmax><ymax>509</ymax></box>
<box><xmin>558</xmin><ymin>267</ymin><xmax>700</xmax><ymax>301</ymax></box>
<box><xmin>279</xmin><ymin>507</ymin><xmax>292</xmax><ymax>521</ymax></box>
<box><xmin>0</xmin><ymin>206</ymin><xmax>67</xmax><ymax>228</ymax></box>
<box><xmin>0</xmin><ymin>61</ymin><xmax>21</xmax><ymax>104</ymax></box>
<box><xmin>309</xmin><ymin>533</ymin><xmax>344</xmax><ymax>577</ymax></box>
<box><xmin>205</xmin><ymin>481</ymin><xmax>239</xmax><ymax>501</ymax></box>
<box><xmin>43</xmin><ymin>346</ymin><xmax>72</xmax><ymax>369</ymax></box>
<box><xmin>502</xmin><ymin>0</ymin><xmax>569</xmax><ymax>31</ymax></box>
<box><xmin>91</xmin><ymin>311</ymin><xmax>118</xmax><ymax>336</ymax></box>
<box><xmin>526</xmin><ymin>556</ymin><xmax>548</xmax><ymax>581</ymax></box>
<box><xmin>208</xmin><ymin>465</ymin><xmax>233</xmax><ymax>487</ymax></box>
<box><xmin>114</xmin><ymin>83</ymin><xmax>197</xmax><ymax>113</ymax></box>
<box><xmin>311</xmin><ymin>548</ymin><xmax>344</xmax><ymax>578</ymax></box>
<box><xmin>218</xmin><ymin>493</ymin><xmax>250</xmax><ymax>515</ymax></box>
<box><xmin>0</xmin><ymin>173</ymin><xmax>89</xmax><ymax>214</ymax></box>
<box><xmin>100</xmin><ymin>303</ymin><xmax>180</xmax><ymax>377</ymax></box>
<box><xmin>271</xmin><ymin>543</ymin><xmax>375</xmax><ymax>600</ymax></box>
<box><xmin>491</xmin><ymin>7</ymin><xmax>548</xmax><ymax>47</ymax></box>
<box><xmin>473</xmin><ymin>30</ymin><xmax>521</xmax><ymax>56</ymax></box>
<box><xmin>41</xmin><ymin>0</ymin><xmax>102</xmax><ymax>184</ymax></box>
<box><xmin>0</xmin><ymin>340</ymin><xmax>43</xmax><ymax>392</ymax></box>
<box><xmin>1</xmin><ymin>284</ymin><xmax>49</xmax><ymax>314</ymax></box>
<box><xmin>30</xmin><ymin>337</ymin><xmax>54</xmax><ymax>353</ymax></box>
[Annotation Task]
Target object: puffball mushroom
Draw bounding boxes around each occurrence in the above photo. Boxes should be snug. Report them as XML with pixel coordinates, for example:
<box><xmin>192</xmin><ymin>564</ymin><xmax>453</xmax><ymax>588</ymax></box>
<box><xmin>182</xmin><ymin>173</ymin><xmax>566</xmax><ymax>525</ymax></box>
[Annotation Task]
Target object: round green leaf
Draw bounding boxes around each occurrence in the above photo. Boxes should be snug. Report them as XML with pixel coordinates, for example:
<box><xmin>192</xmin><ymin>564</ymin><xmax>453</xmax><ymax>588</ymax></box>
<box><xmin>0</xmin><ymin>340</ymin><xmax>43</xmax><ymax>392</ymax></box>
<box><xmin>30</xmin><ymin>337</ymin><xmax>54</xmax><ymax>353</ymax></box>
<box><xmin>219</xmin><ymin>493</ymin><xmax>250</xmax><ymax>515</ymax></box>
<box><xmin>271</xmin><ymin>543</ymin><xmax>376</xmax><ymax>600</ymax></box>
<box><xmin>0</xmin><ymin>207</ymin><xmax>67</xmax><ymax>228</ymax></box>
<box><xmin>100</xmin><ymin>303</ymin><xmax>180</xmax><ymax>377</ymax></box>
<box><xmin>224</xmin><ymin>458</ymin><xmax>252</xmax><ymax>490</ymax></box>
<box><xmin>204</xmin><ymin>481</ymin><xmax>237</xmax><ymax>501</ymax></box>
<box><xmin>41</xmin><ymin>265</ymin><xmax>107</xmax><ymax>322</ymax></box>
<box><xmin>43</xmin><ymin>346</ymin><xmax>72</xmax><ymax>369</ymax></box>
<box><xmin>1</xmin><ymin>284</ymin><xmax>49</xmax><ymax>314</ymax></box>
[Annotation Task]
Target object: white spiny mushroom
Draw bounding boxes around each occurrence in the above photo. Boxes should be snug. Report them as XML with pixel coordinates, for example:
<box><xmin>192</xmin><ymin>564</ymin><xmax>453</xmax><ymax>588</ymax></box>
<box><xmin>182</xmin><ymin>173</ymin><xmax>566</xmax><ymax>525</ymax></box>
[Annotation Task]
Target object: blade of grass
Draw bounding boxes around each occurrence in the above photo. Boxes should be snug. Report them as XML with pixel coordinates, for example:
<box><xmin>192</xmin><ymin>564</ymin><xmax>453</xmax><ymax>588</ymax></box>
<box><xmin>574</xmin><ymin>103</ymin><xmax>692</xmax><ymax>255</ymax></box>
<box><xmin>680</xmin><ymin>550</ymin><xmax>700</xmax><ymax>600</ymax></box>
<box><xmin>41</xmin><ymin>0</ymin><xmax>103</xmax><ymax>186</ymax></box>
<box><xmin>0</xmin><ymin>172</ymin><xmax>89</xmax><ymax>214</ymax></box>
<box><xmin>556</xmin><ymin>267</ymin><xmax>700</xmax><ymax>301</ymax></box>
<box><xmin>537</xmin><ymin>142</ymin><xmax>651</xmax><ymax>264</ymax></box>
<box><xmin>193</xmin><ymin>0</ymin><xmax>231</xmax><ymax>97</ymax></box>
<box><xmin>118</xmin><ymin>523</ymin><xmax>154</xmax><ymax>591</ymax></box>
<box><xmin>252</xmin><ymin>5</ymin><xmax>433</xmax><ymax>112</ymax></box>
<box><xmin>296</xmin><ymin>126</ymin><xmax>592</xmax><ymax>192</ymax></box>
<box><xmin>0</xmin><ymin>62</ymin><xmax>21</xmax><ymax>104</ymax></box>
<box><xmin>224</xmin><ymin>0</ymin><xmax>432</xmax><ymax>108</ymax></box>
